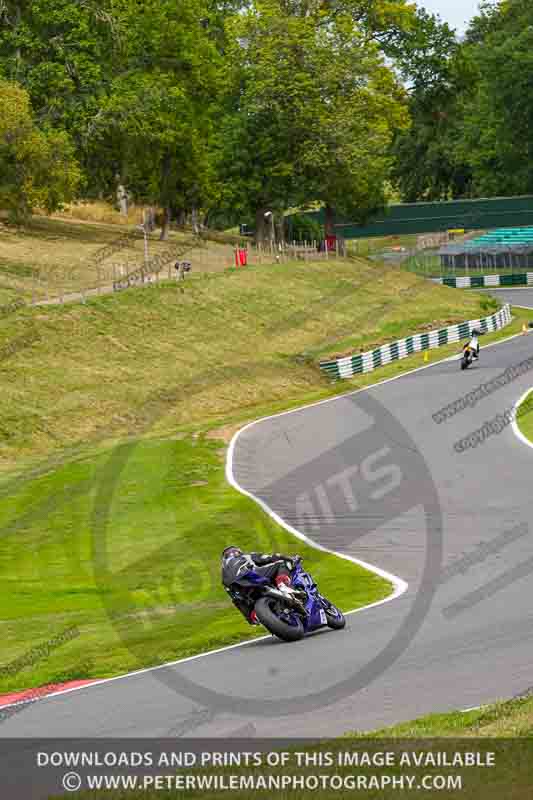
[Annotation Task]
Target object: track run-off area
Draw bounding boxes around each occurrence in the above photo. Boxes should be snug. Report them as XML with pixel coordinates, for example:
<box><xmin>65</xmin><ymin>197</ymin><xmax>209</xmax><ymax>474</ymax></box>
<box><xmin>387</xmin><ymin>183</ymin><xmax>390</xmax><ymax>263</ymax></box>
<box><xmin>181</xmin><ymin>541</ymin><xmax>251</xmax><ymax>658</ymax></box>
<box><xmin>1</xmin><ymin>288</ymin><xmax>533</xmax><ymax>738</ymax></box>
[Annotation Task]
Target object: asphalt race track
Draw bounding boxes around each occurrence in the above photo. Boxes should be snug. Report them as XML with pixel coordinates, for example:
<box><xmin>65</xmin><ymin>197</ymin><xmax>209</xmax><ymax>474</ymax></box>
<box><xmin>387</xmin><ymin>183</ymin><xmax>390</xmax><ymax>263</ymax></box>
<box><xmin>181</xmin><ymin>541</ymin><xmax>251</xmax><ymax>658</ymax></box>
<box><xmin>481</xmin><ymin>287</ymin><xmax>533</xmax><ymax>309</ymax></box>
<box><xmin>2</xmin><ymin>289</ymin><xmax>533</xmax><ymax>738</ymax></box>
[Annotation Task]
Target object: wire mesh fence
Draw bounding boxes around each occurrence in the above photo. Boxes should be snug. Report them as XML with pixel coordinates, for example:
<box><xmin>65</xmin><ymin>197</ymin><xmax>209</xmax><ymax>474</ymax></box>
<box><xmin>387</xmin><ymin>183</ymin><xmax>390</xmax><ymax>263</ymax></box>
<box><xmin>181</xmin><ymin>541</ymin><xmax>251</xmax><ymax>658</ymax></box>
<box><xmin>346</xmin><ymin>228</ymin><xmax>533</xmax><ymax>278</ymax></box>
<box><xmin>17</xmin><ymin>234</ymin><xmax>350</xmax><ymax>307</ymax></box>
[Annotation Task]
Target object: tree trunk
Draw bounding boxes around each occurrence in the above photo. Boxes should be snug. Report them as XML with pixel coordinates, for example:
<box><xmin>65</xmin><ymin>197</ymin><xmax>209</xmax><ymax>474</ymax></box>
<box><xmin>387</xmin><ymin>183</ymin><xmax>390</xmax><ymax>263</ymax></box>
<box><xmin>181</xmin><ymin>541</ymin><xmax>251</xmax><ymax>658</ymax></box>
<box><xmin>146</xmin><ymin>206</ymin><xmax>156</xmax><ymax>231</ymax></box>
<box><xmin>191</xmin><ymin>206</ymin><xmax>200</xmax><ymax>235</ymax></box>
<box><xmin>254</xmin><ymin>207</ymin><xmax>268</xmax><ymax>245</ymax></box>
<box><xmin>116</xmin><ymin>184</ymin><xmax>128</xmax><ymax>216</ymax></box>
<box><xmin>159</xmin><ymin>152</ymin><xmax>172</xmax><ymax>239</ymax></box>
<box><xmin>255</xmin><ymin>207</ymin><xmax>276</xmax><ymax>246</ymax></box>
<box><xmin>324</xmin><ymin>204</ymin><xmax>335</xmax><ymax>237</ymax></box>
<box><xmin>275</xmin><ymin>216</ymin><xmax>285</xmax><ymax>247</ymax></box>
<box><xmin>171</xmin><ymin>207</ymin><xmax>186</xmax><ymax>228</ymax></box>
<box><xmin>159</xmin><ymin>207</ymin><xmax>171</xmax><ymax>240</ymax></box>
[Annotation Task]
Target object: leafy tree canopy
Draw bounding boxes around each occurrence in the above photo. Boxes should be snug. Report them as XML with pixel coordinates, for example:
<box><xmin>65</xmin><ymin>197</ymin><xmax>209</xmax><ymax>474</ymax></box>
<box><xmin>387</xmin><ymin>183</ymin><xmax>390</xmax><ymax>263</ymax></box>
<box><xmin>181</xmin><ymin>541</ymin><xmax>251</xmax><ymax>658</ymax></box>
<box><xmin>0</xmin><ymin>78</ymin><xmax>81</xmax><ymax>220</ymax></box>
<box><xmin>220</xmin><ymin>0</ymin><xmax>409</xmax><ymax>238</ymax></box>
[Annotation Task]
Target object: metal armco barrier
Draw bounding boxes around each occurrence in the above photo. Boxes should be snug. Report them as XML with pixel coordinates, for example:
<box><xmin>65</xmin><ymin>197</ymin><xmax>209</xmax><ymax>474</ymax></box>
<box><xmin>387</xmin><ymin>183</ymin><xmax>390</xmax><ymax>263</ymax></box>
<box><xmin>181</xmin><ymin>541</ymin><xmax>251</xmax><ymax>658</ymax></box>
<box><xmin>433</xmin><ymin>273</ymin><xmax>533</xmax><ymax>289</ymax></box>
<box><xmin>320</xmin><ymin>305</ymin><xmax>512</xmax><ymax>381</ymax></box>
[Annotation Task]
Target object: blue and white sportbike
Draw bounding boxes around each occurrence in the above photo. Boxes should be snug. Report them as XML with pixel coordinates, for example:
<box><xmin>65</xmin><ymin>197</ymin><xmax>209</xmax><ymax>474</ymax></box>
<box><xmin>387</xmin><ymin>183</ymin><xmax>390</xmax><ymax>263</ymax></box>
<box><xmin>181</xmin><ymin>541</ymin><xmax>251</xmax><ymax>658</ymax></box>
<box><xmin>235</xmin><ymin>557</ymin><xmax>346</xmax><ymax>642</ymax></box>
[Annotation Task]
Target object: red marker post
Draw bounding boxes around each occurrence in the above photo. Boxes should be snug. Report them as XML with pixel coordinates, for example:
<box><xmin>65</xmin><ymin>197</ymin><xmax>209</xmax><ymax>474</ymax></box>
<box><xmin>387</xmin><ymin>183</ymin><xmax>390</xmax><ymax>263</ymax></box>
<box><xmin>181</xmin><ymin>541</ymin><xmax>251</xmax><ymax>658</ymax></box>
<box><xmin>235</xmin><ymin>248</ymin><xmax>248</xmax><ymax>266</ymax></box>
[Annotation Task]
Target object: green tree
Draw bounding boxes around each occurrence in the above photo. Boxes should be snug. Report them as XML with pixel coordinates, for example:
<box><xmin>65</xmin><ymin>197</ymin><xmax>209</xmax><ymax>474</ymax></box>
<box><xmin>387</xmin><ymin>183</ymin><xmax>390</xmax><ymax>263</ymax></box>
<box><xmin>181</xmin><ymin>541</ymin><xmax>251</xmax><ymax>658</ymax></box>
<box><xmin>220</xmin><ymin>0</ymin><xmax>409</xmax><ymax>242</ymax></box>
<box><xmin>0</xmin><ymin>79</ymin><xmax>81</xmax><ymax>220</ymax></box>
<box><xmin>0</xmin><ymin>1</ymin><xmax>118</xmax><ymax>164</ymax></box>
<box><xmin>392</xmin><ymin>0</ymin><xmax>533</xmax><ymax>201</ymax></box>
<box><xmin>456</xmin><ymin>0</ymin><xmax>533</xmax><ymax>196</ymax></box>
<box><xmin>94</xmin><ymin>0</ymin><xmax>222</xmax><ymax>235</ymax></box>
<box><xmin>390</xmin><ymin>9</ymin><xmax>474</xmax><ymax>201</ymax></box>
<box><xmin>0</xmin><ymin>0</ymin><xmax>222</xmax><ymax>223</ymax></box>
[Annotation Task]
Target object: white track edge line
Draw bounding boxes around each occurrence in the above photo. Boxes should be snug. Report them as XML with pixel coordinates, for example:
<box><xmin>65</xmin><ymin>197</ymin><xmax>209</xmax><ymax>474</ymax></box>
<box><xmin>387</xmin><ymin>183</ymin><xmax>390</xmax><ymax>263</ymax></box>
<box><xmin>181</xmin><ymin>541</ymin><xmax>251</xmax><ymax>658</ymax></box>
<box><xmin>480</xmin><ymin>286</ymin><xmax>531</xmax><ymax>290</ymax></box>
<box><xmin>225</xmin><ymin>311</ymin><xmax>523</xmax><ymax>589</ymax></box>
<box><xmin>226</xmin><ymin>410</ymin><xmax>408</xmax><ymax>597</ymax></box>
<box><xmin>2</xmin><ymin>314</ymin><xmax>522</xmax><ymax>713</ymax></box>
<box><xmin>511</xmin><ymin>388</ymin><xmax>533</xmax><ymax>450</ymax></box>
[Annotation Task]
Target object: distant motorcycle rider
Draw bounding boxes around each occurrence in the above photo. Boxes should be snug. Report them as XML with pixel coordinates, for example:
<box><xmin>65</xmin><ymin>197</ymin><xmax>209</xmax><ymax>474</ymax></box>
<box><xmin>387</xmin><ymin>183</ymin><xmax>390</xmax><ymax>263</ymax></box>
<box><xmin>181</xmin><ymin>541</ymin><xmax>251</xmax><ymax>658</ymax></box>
<box><xmin>221</xmin><ymin>546</ymin><xmax>300</xmax><ymax>625</ymax></box>
<box><xmin>464</xmin><ymin>328</ymin><xmax>481</xmax><ymax>360</ymax></box>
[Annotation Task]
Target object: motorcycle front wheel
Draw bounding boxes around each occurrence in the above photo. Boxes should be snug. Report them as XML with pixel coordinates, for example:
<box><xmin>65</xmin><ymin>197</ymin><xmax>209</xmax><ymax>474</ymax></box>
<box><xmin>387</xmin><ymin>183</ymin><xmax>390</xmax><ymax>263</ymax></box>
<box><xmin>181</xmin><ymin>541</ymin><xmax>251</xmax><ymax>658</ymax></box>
<box><xmin>322</xmin><ymin>600</ymin><xmax>346</xmax><ymax>630</ymax></box>
<box><xmin>254</xmin><ymin>597</ymin><xmax>305</xmax><ymax>642</ymax></box>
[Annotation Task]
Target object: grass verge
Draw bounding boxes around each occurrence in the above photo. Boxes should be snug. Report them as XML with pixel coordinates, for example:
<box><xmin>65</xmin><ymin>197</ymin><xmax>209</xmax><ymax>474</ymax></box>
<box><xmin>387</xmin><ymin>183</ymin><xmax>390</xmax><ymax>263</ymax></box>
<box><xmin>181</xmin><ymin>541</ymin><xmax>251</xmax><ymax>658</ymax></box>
<box><xmin>363</xmin><ymin>693</ymin><xmax>533</xmax><ymax>737</ymax></box>
<box><xmin>516</xmin><ymin>388</ymin><xmax>533</xmax><ymax>443</ymax></box>
<box><xmin>69</xmin><ymin>696</ymin><xmax>533</xmax><ymax>800</ymax></box>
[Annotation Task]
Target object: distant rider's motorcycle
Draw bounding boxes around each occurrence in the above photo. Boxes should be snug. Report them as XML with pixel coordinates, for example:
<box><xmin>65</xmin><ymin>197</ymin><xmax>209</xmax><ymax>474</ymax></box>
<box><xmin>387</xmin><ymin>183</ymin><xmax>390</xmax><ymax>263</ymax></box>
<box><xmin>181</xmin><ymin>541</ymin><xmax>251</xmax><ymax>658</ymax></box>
<box><xmin>461</xmin><ymin>344</ymin><xmax>475</xmax><ymax>371</ymax></box>
<box><xmin>228</xmin><ymin>557</ymin><xmax>346</xmax><ymax>642</ymax></box>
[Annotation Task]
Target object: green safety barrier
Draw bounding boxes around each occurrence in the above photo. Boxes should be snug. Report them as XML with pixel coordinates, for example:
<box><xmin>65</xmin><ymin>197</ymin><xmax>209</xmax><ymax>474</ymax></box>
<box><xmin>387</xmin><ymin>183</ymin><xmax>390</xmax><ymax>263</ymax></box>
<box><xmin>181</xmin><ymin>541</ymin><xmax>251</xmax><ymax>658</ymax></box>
<box><xmin>320</xmin><ymin>305</ymin><xmax>512</xmax><ymax>381</ymax></box>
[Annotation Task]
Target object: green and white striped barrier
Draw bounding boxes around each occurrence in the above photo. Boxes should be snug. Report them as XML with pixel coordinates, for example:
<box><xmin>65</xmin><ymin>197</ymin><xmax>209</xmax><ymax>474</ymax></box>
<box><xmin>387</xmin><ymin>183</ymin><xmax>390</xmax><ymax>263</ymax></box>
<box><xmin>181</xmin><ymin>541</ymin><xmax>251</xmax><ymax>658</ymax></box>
<box><xmin>320</xmin><ymin>304</ymin><xmax>512</xmax><ymax>381</ymax></box>
<box><xmin>434</xmin><ymin>273</ymin><xmax>533</xmax><ymax>289</ymax></box>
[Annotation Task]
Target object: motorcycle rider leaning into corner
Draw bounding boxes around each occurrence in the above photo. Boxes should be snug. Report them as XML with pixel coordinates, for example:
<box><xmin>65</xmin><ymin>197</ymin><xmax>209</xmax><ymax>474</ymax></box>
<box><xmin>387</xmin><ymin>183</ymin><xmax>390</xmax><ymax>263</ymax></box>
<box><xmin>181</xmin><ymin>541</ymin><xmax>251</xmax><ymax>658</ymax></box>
<box><xmin>464</xmin><ymin>328</ymin><xmax>481</xmax><ymax>359</ymax></box>
<box><xmin>221</xmin><ymin>546</ymin><xmax>301</xmax><ymax>626</ymax></box>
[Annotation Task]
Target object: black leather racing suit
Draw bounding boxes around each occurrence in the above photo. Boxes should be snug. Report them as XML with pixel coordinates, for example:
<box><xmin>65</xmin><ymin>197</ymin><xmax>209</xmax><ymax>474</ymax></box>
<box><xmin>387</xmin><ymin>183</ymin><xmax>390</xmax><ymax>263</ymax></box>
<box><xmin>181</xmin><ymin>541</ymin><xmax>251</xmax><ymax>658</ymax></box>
<box><xmin>222</xmin><ymin>552</ymin><xmax>294</xmax><ymax>624</ymax></box>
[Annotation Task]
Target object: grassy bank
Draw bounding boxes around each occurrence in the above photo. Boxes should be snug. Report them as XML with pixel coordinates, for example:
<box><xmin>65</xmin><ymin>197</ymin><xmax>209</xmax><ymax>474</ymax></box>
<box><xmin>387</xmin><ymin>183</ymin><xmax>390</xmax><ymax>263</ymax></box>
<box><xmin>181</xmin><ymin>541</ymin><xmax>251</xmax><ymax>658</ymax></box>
<box><xmin>0</xmin><ymin>256</ymin><xmax>501</xmax><ymax>472</ymax></box>
<box><xmin>0</xmin><ymin>215</ymin><xmax>242</xmax><ymax>302</ymax></box>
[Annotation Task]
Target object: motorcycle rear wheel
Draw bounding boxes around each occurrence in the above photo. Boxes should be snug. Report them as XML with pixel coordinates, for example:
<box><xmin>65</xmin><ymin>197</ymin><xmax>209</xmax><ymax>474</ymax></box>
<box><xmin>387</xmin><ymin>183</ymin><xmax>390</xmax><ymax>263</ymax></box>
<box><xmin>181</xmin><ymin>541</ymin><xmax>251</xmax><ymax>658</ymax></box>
<box><xmin>254</xmin><ymin>597</ymin><xmax>305</xmax><ymax>642</ymax></box>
